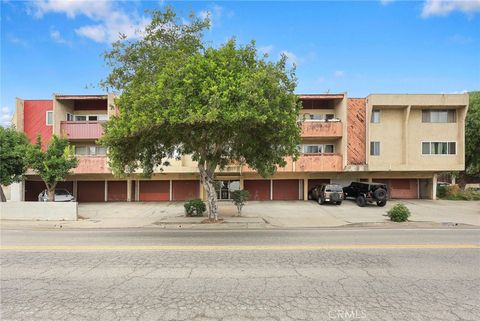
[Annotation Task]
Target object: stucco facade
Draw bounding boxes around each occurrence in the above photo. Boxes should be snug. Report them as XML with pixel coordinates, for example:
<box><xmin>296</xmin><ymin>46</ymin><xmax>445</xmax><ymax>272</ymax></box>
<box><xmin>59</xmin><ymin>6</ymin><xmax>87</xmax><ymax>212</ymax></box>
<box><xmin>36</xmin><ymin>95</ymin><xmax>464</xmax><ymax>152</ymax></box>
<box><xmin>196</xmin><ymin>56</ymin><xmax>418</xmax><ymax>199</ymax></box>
<box><xmin>10</xmin><ymin>92</ymin><xmax>468</xmax><ymax>202</ymax></box>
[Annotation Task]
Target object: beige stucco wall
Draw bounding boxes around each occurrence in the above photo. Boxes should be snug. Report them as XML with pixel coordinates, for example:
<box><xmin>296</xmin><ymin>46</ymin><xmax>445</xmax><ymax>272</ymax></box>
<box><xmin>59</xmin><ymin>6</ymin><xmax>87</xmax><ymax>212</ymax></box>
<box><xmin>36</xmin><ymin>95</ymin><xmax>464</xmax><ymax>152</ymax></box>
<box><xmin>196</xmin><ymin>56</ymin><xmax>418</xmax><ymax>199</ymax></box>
<box><xmin>367</xmin><ymin>93</ymin><xmax>468</xmax><ymax>172</ymax></box>
<box><xmin>53</xmin><ymin>98</ymin><xmax>74</xmax><ymax>135</ymax></box>
<box><xmin>13</xmin><ymin>98</ymin><xmax>24</xmax><ymax>131</ymax></box>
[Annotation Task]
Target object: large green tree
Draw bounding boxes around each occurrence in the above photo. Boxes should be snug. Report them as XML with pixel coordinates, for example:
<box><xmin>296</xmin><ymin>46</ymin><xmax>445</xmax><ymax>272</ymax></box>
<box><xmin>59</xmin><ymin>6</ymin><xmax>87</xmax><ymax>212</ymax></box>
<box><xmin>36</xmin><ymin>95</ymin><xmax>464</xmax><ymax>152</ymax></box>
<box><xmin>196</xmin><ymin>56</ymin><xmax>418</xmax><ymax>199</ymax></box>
<box><xmin>101</xmin><ymin>8</ymin><xmax>301</xmax><ymax>220</ymax></box>
<box><xmin>27</xmin><ymin>135</ymin><xmax>78</xmax><ymax>201</ymax></box>
<box><xmin>466</xmin><ymin>91</ymin><xmax>480</xmax><ymax>176</ymax></box>
<box><xmin>0</xmin><ymin>127</ymin><xmax>30</xmax><ymax>202</ymax></box>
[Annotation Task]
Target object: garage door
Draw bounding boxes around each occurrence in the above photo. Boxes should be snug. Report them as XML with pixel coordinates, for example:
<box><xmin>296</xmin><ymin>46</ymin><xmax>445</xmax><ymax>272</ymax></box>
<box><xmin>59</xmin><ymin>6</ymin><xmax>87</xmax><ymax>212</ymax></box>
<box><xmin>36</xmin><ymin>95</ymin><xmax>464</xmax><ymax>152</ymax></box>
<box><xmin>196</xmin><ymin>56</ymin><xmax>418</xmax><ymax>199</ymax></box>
<box><xmin>308</xmin><ymin>179</ymin><xmax>330</xmax><ymax>191</ymax></box>
<box><xmin>139</xmin><ymin>181</ymin><xmax>169</xmax><ymax>201</ymax></box>
<box><xmin>107</xmin><ymin>181</ymin><xmax>127</xmax><ymax>202</ymax></box>
<box><xmin>77</xmin><ymin>181</ymin><xmax>105</xmax><ymax>202</ymax></box>
<box><xmin>273</xmin><ymin>180</ymin><xmax>300</xmax><ymax>200</ymax></box>
<box><xmin>390</xmin><ymin>179</ymin><xmax>418</xmax><ymax>199</ymax></box>
<box><xmin>25</xmin><ymin>180</ymin><xmax>46</xmax><ymax>201</ymax></box>
<box><xmin>244</xmin><ymin>180</ymin><xmax>270</xmax><ymax>200</ymax></box>
<box><xmin>172</xmin><ymin>180</ymin><xmax>199</xmax><ymax>201</ymax></box>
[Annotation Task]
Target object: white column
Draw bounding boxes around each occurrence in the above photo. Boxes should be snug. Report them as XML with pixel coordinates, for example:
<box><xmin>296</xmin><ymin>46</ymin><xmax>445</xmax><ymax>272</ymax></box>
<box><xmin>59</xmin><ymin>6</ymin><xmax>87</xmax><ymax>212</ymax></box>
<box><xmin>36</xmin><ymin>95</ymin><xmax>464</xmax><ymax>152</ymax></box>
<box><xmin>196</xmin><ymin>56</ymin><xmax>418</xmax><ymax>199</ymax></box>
<box><xmin>127</xmin><ymin>179</ymin><xmax>132</xmax><ymax>202</ymax></box>
<box><xmin>270</xmin><ymin>179</ymin><xmax>273</xmax><ymax>200</ymax></box>
<box><xmin>104</xmin><ymin>180</ymin><xmax>108</xmax><ymax>202</ymax></box>
<box><xmin>10</xmin><ymin>182</ymin><xmax>24</xmax><ymax>201</ymax></box>
<box><xmin>169</xmin><ymin>180</ymin><xmax>173</xmax><ymax>201</ymax></box>
<box><xmin>432</xmin><ymin>174</ymin><xmax>437</xmax><ymax>200</ymax></box>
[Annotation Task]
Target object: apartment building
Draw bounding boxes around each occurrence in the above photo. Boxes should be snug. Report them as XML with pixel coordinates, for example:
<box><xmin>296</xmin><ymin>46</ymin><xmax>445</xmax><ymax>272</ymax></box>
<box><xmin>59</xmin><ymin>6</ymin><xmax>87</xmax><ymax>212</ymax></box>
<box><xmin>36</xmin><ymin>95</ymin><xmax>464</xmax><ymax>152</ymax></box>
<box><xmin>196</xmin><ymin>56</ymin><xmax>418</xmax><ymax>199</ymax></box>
<box><xmin>10</xmin><ymin>92</ymin><xmax>468</xmax><ymax>202</ymax></box>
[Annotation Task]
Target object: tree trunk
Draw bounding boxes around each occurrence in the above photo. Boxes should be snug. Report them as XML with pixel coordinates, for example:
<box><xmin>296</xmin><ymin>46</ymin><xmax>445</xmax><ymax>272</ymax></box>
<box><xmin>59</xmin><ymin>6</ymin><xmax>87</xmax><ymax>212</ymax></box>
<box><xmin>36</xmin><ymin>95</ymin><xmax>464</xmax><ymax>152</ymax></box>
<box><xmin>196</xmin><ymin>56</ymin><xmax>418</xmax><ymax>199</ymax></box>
<box><xmin>46</xmin><ymin>183</ymin><xmax>56</xmax><ymax>202</ymax></box>
<box><xmin>198</xmin><ymin>163</ymin><xmax>218</xmax><ymax>221</ymax></box>
<box><xmin>0</xmin><ymin>186</ymin><xmax>6</xmax><ymax>202</ymax></box>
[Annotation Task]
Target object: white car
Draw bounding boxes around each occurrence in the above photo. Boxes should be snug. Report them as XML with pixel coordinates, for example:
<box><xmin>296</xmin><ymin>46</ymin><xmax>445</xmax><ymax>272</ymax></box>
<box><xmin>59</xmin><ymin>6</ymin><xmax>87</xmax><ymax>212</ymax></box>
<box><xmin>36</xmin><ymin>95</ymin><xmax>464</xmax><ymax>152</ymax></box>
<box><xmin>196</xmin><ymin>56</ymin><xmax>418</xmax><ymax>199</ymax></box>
<box><xmin>38</xmin><ymin>188</ymin><xmax>75</xmax><ymax>202</ymax></box>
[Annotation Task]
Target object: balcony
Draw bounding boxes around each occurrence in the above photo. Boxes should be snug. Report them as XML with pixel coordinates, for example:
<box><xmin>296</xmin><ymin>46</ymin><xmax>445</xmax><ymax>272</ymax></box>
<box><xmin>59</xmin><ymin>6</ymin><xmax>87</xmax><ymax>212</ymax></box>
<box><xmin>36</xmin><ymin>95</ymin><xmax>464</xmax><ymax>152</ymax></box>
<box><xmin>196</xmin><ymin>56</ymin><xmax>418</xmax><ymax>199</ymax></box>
<box><xmin>73</xmin><ymin>156</ymin><xmax>110</xmax><ymax>174</ymax></box>
<box><xmin>296</xmin><ymin>153</ymin><xmax>343</xmax><ymax>172</ymax></box>
<box><xmin>301</xmin><ymin>121</ymin><xmax>342</xmax><ymax>138</ymax></box>
<box><xmin>242</xmin><ymin>154</ymin><xmax>342</xmax><ymax>173</ymax></box>
<box><xmin>60</xmin><ymin>121</ymin><xmax>104</xmax><ymax>140</ymax></box>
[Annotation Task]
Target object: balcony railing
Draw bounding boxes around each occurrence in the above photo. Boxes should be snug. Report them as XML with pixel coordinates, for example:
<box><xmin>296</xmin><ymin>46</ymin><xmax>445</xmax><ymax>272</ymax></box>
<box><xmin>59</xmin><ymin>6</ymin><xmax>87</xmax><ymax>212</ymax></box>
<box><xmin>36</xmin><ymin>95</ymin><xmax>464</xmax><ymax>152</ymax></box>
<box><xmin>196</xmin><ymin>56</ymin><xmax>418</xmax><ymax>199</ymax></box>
<box><xmin>296</xmin><ymin>153</ymin><xmax>343</xmax><ymax>172</ymax></box>
<box><xmin>242</xmin><ymin>154</ymin><xmax>342</xmax><ymax>173</ymax></box>
<box><xmin>301</xmin><ymin>121</ymin><xmax>342</xmax><ymax>138</ymax></box>
<box><xmin>72</xmin><ymin>156</ymin><xmax>110</xmax><ymax>174</ymax></box>
<box><xmin>60</xmin><ymin>121</ymin><xmax>104</xmax><ymax>140</ymax></box>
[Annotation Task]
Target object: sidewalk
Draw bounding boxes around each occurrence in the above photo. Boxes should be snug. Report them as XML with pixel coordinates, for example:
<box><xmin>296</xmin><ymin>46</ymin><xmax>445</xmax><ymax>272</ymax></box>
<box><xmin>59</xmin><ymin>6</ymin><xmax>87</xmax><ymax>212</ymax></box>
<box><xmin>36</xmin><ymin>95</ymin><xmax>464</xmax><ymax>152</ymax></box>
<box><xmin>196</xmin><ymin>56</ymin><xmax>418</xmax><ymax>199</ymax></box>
<box><xmin>1</xmin><ymin>199</ymin><xmax>478</xmax><ymax>230</ymax></box>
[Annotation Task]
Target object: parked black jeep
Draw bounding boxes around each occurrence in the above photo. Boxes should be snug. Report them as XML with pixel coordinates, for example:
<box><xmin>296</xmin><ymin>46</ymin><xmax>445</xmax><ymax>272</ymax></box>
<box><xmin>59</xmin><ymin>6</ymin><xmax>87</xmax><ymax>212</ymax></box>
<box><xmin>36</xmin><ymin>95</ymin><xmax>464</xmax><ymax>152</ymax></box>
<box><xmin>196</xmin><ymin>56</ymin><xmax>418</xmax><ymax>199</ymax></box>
<box><xmin>342</xmin><ymin>182</ymin><xmax>388</xmax><ymax>207</ymax></box>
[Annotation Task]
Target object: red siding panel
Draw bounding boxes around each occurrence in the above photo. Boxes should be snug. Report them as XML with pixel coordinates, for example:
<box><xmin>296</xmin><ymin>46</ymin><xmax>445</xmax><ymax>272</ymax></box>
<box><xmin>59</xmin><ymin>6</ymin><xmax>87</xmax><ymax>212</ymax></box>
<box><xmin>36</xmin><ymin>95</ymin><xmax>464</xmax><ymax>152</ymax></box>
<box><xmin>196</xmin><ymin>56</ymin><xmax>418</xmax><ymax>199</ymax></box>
<box><xmin>139</xmin><ymin>181</ymin><xmax>169</xmax><ymax>201</ymax></box>
<box><xmin>77</xmin><ymin>181</ymin><xmax>105</xmax><ymax>202</ymax></box>
<box><xmin>107</xmin><ymin>181</ymin><xmax>127</xmax><ymax>202</ymax></box>
<box><xmin>347</xmin><ymin>98</ymin><xmax>366</xmax><ymax>165</ymax></box>
<box><xmin>244</xmin><ymin>180</ymin><xmax>270</xmax><ymax>201</ymax></box>
<box><xmin>24</xmin><ymin>100</ymin><xmax>53</xmax><ymax>149</ymax></box>
<box><xmin>60</xmin><ymin>121</ymin><xmax>104</xmax><ymax>140</ymax></box>
<box><xmin>273</xmin><ymin>180</ymin><xmax>300</xmax><ymax>200</ymax></box>
<box><xmin>172</xmin><ymin>180</ymin><xmax>199</xmax><ymax>201</ymax></box>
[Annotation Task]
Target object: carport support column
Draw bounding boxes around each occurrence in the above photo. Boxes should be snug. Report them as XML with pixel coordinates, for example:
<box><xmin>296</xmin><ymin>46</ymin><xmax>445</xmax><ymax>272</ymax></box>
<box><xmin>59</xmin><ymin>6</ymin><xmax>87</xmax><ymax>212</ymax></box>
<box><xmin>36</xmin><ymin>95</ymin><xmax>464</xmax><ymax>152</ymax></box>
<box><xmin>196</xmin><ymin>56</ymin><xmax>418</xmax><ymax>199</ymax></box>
<box><xmin>270</xmin><ymin>180</ymin><xmax>273</xmax><ymax>200</ymax></box>
<box><xmin>127</xmin><ymin>179</ymin><xmax>132</xmax><ymax>202</ymax></box>
<box><xmin>432</xmin><ymin>174</ymin><xmax>437</xmax><ymax>200</ymax></box>
<box><xmin>239</xmin><ymin>178</ymin><xmax>244</xmax><ymax>190</ymax></box>
<box><xmin>303</xmin><ymin>178</ymin><xmax>308</xmax><ymax>201</ymax></box>
<box><xmin>169</xmin><ymin>180</ymin><xmax>172</xmax><ymax>201</ymax></box>
<box><xmin>104</xmin><ymin>180</ymin><xmax>108</xmax><ymax>202</ymax></box>
<box><xmin>199</xmin><ymin>180</ymin><xmax>205</xmax><ymax>201</ymax></box>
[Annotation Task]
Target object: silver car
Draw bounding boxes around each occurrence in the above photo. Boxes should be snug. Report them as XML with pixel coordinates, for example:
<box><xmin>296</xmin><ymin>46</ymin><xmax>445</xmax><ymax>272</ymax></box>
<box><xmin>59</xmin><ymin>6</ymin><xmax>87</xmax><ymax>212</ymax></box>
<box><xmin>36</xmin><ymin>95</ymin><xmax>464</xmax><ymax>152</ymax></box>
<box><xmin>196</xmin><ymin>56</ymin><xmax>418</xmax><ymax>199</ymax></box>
<box><xmin>38</xmin><ymin>188</ymin><xmax>75</xmax><ymax>202</ymax></box>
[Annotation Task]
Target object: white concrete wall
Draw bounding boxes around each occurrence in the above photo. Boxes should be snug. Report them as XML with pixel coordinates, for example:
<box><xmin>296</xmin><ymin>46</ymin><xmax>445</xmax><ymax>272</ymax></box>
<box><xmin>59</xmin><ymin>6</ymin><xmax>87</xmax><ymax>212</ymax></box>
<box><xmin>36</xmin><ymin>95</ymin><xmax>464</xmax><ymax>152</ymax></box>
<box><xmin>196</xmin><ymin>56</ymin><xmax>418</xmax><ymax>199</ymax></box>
<box><xmin>0</xmin><ymin>202</ymin><xmax>77</xmax><ymax>221</ymax></box>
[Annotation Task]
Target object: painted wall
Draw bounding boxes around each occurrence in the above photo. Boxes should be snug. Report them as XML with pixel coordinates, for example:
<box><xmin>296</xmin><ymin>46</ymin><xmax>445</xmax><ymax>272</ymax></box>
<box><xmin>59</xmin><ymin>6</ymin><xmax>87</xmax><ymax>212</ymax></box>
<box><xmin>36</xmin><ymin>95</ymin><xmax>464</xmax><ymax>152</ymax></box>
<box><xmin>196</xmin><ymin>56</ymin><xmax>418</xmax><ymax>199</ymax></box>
<box><xmin>0</xmin><ymin>202</ymin><xmax>77</xmax><ymax>220</ymax></box>
<box><xmin>23</xmin><ymin>100</ymin><xmax>53</xmax><ymax>148</ymax></box>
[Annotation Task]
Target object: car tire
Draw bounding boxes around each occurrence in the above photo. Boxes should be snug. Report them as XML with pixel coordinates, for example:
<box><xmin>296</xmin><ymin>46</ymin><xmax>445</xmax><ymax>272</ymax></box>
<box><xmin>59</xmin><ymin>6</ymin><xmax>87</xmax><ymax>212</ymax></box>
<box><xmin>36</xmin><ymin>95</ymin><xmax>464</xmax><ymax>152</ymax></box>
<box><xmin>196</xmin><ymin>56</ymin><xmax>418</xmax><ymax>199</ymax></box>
<box><xmin>318</xmin><ymin>197</ymin><xmax>325</xmax><ymax>205</ymax></box>
<box><xmin>308</xmin><ymin>193</ymin><xmax>312</xmax><ymax>200</ymax></box>
<box><xmin>336</xmin><ymin>201</ymin><xmax>342</xmax><ymax>205</ymax></box>
<box><xmin>356</xmin><ymin>196</ymin><xmax>366</xmax><ymax>207</ymax></box>
<box><xmin>373</xmin><ymin>188</ymin><xmax>387</xmax><ymax>201</ymax></box>
<box><xmin>377</xmin><ymin>200</ymin><xmax>387</xmax><ymax>207</ymax></box>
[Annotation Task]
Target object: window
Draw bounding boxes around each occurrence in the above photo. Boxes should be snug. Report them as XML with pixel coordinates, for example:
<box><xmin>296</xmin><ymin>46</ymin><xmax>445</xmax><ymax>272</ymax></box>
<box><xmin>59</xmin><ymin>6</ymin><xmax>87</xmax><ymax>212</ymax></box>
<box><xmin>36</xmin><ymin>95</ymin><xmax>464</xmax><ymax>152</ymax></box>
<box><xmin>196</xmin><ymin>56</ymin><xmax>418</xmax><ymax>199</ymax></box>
<box><xmin>75</xmin><ymin>145</ymin><xmax>107</xmax><ymax>156</ymax></box>
<box><xmin>422</xmin><ymin>110</ymin><xmax>456</xmax><ymax>123</ymax></box>
<box><xmin>74</xmin><ymin>115</ymin><xmax>87</xmax><ymax>121</ymax></box>
<box><xmin>302</xmin><ymin>144</ymin><xmax>334</xmax><ymax>154</ymax></box>
<box><xmin>325</xmin><ymin>114</ymin><xmax>335</xmax><ymax>120</ymax></box>
<box><xmin>371</xmin><ymin>110</ymin><xmax>380</xmax><ymax>123</ymax></box>
<box><xmin>97</xmin><ymin>114</ymin><xmax>108</xmax><ymax>121</ymax></box>
<box><xmin>46</xmin><ymin>111</ymin><xmax>53</xmax><ymax>126</ymax></box>
<box><xmin>88</xmin><ymin>115</ymin><xmax>98</xmax><ymax>121</ymax></box>
<box><xmin>306</xmin><ymin>114</ymin><xmax>323</xmax><ymax>121</ymax></box>
<box><xmin>66</xmin><ymin>113</ymin><xmax>73</xmax><ymax>121</ymax></box>
<box><xmin>422</xmin><ymin>142</ymin><xmax>456</xmax><ymax>155</ymax></box>
<box><xmin>303</xmin><ymin>145</ymin><xmax>322</xmax><ymax>153</ymax></box>
<box><xmin>324</xmin><ymin>144</ymin><xmax>335</xmax><ymax>153</ymax></box>
<box><xmin>370</xmin><ymin>141</ymin><xmax>380</xmax><ymax>156</ymax></box>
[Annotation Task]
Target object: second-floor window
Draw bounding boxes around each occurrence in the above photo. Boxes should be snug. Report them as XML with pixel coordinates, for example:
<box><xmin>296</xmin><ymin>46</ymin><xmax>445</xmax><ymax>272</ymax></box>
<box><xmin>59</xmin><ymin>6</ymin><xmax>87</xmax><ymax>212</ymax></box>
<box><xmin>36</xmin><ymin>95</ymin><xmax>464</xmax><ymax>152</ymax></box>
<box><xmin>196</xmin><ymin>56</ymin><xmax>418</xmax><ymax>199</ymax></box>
<box><xmin>46</xmin><ymin>111</ymin><xmax>53</xmax><ymax>126</ymax></box>
<box><xmin>303</xmin><ymin>113</ymin><xmax>336</xmax><ymax>121</ymax></box>
<box><xmin>371</xmin><ymin>110</ymin><xmax>380</xmax><ymax>123</ymax></box>
<box><xmin>370</xmin><ymin>141</ymin><xmax>380</xmax><ymax>156</ymax></box>
<box><xmin>73</xmin><ymin>115</ymin><xmax>108</xmax><ymax>121</ymax></box>
<box><xmin>75</xmin><ymin>145</ymin><xmax>106</xmax><ymax>156</ymax></box>
<box><xmin>302</xmin><ymin>144</ymin><xmax>335</xmax><ymax>153</ymax></box>
<box><xmin>422</xmin><ymin>142</ymin><xmax>456</xmax><ymax>155</ymax></box>
<box><xmin>422</xmin><ymin>110</ymin><xmax>456</xmax><ymax>123</ymax></box>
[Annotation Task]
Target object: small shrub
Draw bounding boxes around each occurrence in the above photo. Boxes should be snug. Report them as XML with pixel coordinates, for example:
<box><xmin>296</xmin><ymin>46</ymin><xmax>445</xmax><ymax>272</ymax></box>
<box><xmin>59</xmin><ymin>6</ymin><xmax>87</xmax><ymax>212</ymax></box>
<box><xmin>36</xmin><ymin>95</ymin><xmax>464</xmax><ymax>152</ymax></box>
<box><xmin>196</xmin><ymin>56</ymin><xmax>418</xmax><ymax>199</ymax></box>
<box><xmin>445</xmin><ymin>185</ymin><xmax>461</xmax><ymax>197</ymax></box>
<box><xmin>231</xmin><ymin>190</ymin><xmax>250</xmax><ymax>216</ymax></box>
<box><xmin>184</xmin><ymin>199</ymin><xmax>206</xmax><ymax>217</ymax></box>
<box><xmin>436</xmin><ymin>185</ymin><xmax>447</xmax><ymax>198</ymax></box>
<box><xmin>387</xmin><ymin>203</ymin><xmax>410</xmax><ymax>222</ymax></box>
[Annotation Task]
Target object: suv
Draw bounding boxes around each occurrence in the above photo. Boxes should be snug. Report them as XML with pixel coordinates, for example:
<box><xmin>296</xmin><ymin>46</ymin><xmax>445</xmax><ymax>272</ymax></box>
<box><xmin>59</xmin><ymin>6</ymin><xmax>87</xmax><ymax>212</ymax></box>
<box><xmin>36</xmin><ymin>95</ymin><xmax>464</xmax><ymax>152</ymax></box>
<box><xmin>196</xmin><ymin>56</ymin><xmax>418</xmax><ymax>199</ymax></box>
<box><xmin>38</xmin><ymin>188</ymin><xmax>75</xmax><ymax>202</ymax></box>
<box><xmin>342</xmin><ymin>182</ymin><xmax>388</xmax><ymax>207</ymax></box>
<box><xmin>309</xmin><ymin>184</ymin><xmax>344</xmax><ymax>205</ymax></box>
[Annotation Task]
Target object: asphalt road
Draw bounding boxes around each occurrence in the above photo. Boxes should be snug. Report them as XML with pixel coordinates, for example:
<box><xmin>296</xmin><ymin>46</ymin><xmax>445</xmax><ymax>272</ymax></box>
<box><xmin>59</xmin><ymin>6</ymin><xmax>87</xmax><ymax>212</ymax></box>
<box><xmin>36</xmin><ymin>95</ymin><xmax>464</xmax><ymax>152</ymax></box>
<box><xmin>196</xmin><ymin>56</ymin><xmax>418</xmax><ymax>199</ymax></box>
<box><xmin>1</xmin><ymin>228</ymin><xmax>479</xmax><ymax>321</ymax></box>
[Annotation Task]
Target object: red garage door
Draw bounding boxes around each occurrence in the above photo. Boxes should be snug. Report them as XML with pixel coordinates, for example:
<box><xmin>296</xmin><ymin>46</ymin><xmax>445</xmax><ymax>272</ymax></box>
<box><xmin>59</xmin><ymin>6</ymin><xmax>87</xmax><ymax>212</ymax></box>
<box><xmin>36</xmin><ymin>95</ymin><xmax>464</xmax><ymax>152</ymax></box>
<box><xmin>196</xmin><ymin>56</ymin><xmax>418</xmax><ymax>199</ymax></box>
<box><xmin>107</xmin><ymin>181</ymin><xmax>127</xmax><ymax>202</ymax></box>
<box><xmin>139</xmin><ymin>181</ymin><xmax>169</xmax><ymax>201</ymax></box>
<box><xmin>244</xmin><ymin>180</ymin><xmax>270</xmax><ymax>200</ymax></box>
<box><xmin>172</xmin><ymin>180</ymin><xmax>199</xmax><ymax>201</ymax></box>
<box><xmin>308</xmin><ymin>179</ymin><xmax>330</xmax><ymax>191</ymax></box>
<box><xmin>77</xmin><ymin>181</ymin><xmax>105</xmax><ymax>202</ymax></box>
<box><xmin>273</xmin><ymin>180</ymin><xmax>299</xmax><ymax>200</ymax></box>
<box><xmin>390</xmin><ymin>179</ymin><xmax>418</xmax><ymax>199</ymax></box>
<box><xmin>25</xmin><ymin>181</ymin><xmax>46</xmax><ymax>201</ymax></box>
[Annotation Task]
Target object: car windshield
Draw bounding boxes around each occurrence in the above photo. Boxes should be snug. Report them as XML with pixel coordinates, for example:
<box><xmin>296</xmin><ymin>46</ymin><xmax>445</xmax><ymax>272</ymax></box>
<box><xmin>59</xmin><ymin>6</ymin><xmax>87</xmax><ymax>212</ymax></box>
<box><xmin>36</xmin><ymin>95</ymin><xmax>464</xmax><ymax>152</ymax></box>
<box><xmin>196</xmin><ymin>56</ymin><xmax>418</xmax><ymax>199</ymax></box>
<box><xmin>325</xmin><ymin>185</ymin><xmax>342</xmax><ymax>192</ymax></box>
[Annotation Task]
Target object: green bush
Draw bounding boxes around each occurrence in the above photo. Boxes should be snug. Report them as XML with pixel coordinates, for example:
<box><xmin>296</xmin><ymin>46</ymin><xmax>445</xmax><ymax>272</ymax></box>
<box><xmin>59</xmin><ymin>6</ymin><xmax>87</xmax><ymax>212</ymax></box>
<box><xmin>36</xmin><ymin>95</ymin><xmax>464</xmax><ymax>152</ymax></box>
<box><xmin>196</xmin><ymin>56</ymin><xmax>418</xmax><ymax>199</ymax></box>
<box><xmin>437</xmin><ymin>184</ymin><xmax>480</xmax><ymax>201</ymax></box>
<box><xmin>387</xmin><ymin>203</ymin><xmax>411</xmax><ymax>222</ymax></box>
<box><xmin>436</xmin><ymin>185</ymin><xmax>447</xmax><ymax>198</ymax></box>
<box><xmin>184</xmin><ymin>199</ymin><xmax>206</xmax><ymax>217</ymax></box>
<box><xmin>231</xmin><ymin>190</ymin><xmax>250</xmax><ymax>216</ymax></box>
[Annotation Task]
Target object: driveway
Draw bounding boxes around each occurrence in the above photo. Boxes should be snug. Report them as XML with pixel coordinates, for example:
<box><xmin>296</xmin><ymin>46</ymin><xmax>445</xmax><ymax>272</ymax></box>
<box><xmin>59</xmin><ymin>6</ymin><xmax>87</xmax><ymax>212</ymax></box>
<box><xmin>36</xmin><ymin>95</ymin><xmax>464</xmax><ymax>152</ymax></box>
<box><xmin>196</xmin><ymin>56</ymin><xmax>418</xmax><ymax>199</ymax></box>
<box><xmin>241</xmin><ymin>199</ymin><xmax>480</xmax><ymax>228</ymax></box>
